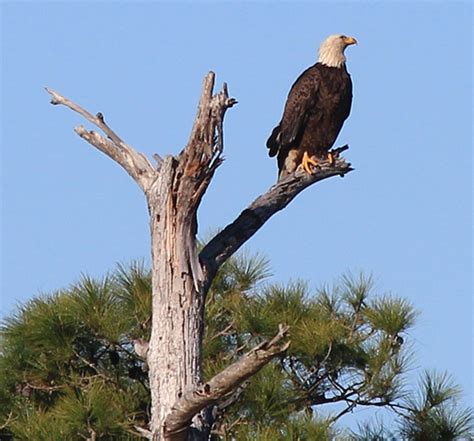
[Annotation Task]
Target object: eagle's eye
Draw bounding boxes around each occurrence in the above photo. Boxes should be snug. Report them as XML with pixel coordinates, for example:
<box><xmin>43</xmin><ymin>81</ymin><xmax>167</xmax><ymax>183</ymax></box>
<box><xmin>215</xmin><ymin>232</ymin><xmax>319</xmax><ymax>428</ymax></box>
<box><xmin>340</xmin><ymin>35</ymin><xmax>347</xmax><ymax>39</ymax></box>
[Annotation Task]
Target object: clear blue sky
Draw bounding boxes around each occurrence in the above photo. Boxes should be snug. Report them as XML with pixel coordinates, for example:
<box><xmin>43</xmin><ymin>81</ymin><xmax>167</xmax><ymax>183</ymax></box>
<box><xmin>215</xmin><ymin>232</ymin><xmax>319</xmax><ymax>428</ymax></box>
<box><xmin>1</xmin><ymin>0</ymin><xmax>472</xmax><ymax>427</ymax></box>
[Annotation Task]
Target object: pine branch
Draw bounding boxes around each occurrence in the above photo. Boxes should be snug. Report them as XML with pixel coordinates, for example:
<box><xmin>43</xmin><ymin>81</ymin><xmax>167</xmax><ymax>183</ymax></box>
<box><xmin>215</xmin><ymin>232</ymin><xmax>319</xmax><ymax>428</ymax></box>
<box><xmin>332</xmin><ymin>402</ymin><xmax>357</xmax><ymax>421</ymax></box>
<box><xmin>134</xmin><ymin>426</ymin><xmax>153</xmax><ymax>440</ymax></box>
<box><xmin>0</xmin><ymin>411</ymin><xmax>15</xmax><ymax>430</ymax></box>
<box><xmin>73</xmin><ymin>351</ymin><xmax>115</xmax><ymax>384</ymax></box>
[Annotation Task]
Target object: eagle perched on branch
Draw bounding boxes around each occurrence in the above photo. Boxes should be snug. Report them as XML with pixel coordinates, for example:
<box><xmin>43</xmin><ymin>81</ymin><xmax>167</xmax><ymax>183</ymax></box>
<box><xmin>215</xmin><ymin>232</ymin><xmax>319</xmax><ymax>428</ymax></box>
<box><xmin>267</xmin><ymin>34</ymin><xmax>357</xmax><ymax>179</ymax></box>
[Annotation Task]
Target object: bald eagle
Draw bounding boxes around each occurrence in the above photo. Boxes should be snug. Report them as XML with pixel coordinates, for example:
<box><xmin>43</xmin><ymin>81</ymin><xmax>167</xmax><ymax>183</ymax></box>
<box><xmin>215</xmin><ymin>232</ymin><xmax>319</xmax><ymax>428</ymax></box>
<box><xmin>267</xmin><ymin>34</ymin><xmax>357</xmax><ymax>179</ymax></box>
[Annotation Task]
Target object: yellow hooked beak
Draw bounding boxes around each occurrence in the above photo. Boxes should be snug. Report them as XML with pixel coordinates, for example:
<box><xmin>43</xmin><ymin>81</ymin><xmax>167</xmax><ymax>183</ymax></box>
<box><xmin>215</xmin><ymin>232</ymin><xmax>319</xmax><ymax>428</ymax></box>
<box><xmin>343</xmin><ymin>36</ymin><xmax>358</xmax><ymax>46</ymax></box>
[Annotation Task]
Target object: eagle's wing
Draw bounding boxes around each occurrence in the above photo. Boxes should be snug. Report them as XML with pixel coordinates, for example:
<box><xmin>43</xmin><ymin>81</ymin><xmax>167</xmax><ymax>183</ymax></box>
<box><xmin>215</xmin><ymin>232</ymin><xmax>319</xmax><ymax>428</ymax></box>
<box><xmin>267</xmin><ymin>65</ymin><xmax>320</xmax><ymax>157</ymax></box>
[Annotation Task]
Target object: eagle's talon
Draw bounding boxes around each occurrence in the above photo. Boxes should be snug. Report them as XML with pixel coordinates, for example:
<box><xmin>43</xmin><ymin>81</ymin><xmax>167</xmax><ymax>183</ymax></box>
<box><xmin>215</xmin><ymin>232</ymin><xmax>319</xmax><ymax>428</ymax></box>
<box><xmin>327</xmin><ymin>152</ymin><xmax>335</xmax><ymax>166</ymax></box>
<box><xmin>302</xmin><ymin>151</ymin><xmax>319</xmax><ymax>174</ymax></box>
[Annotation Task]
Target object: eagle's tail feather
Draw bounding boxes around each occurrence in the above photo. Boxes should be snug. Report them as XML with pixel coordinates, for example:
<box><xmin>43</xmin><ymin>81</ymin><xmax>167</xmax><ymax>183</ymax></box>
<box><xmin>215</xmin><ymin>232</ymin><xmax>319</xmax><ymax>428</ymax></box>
<box><xmin>266</xmin><ymin>124</ymin><xmax>281</xmax><ymax>157</ymax></box>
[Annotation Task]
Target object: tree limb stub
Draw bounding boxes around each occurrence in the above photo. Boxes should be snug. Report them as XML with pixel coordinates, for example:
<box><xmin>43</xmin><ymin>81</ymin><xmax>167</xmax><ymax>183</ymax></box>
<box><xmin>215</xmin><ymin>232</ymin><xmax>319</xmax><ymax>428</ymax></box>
<box><xmin>178</xmin><ymin>72</ymin><xmax>237</xmax><ymax>207</ymax></box>
<box><xmin>45</xmin><ymin>87</ymin><xmax>156</xmax><ymax>192</ymax></box>
<box><xmin>164</xmin><ymin>325</ymin><xmax>290</xmax><ymax>439</ymax></box>
<box><xmin>199</xmin><ymin>147</ymin><xmax>353</xmax><ymax>291</ymax></box>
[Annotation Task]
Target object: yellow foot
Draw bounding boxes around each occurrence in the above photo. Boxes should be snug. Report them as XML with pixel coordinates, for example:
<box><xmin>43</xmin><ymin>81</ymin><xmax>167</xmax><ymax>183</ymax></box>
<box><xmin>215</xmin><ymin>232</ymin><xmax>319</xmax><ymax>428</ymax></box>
<box><xmin>302</xmin><ymin>151</ymin><xmax>319</xmax><ymax>174</ymax></box>
<box><xmin>327</xmin><ymin>152</ymin><xmax>334</xmax><ymax>166</ymax></box>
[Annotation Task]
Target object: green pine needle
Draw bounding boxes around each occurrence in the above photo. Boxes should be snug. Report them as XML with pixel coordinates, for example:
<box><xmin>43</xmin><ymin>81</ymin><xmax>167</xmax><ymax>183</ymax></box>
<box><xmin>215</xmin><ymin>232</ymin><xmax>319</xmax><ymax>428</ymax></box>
<box><xmin>364</xmin><ymin>296</ymin><xmax>418</xmax><ymax>336</ymax></box>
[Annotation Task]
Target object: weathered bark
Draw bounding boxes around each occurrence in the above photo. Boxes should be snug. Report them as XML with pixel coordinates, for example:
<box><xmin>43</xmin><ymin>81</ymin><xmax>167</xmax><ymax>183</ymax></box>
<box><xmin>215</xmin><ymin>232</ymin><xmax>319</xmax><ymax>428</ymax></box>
<box><xmin>147</xmin><ymin>156</ymin><xmax>206</xmax><ymax>438</ymax></box>
<box><xmin>46</xmin><ymin>72</ymin><xmax>353</xmax><ymax>440</ymax></box>
<box><xmin>143</xmin><ymin>73</ymin><xmax>236</xmax><ymax>439</ymax></box>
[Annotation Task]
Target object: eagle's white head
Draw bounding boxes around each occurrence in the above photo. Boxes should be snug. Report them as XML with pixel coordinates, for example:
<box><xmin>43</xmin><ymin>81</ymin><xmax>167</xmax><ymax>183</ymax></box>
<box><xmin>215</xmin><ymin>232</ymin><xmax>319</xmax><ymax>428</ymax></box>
<box><xmin>318</xmin><ymin>34</ymin><xmax>357</xmax><ymax>68</ymax></box>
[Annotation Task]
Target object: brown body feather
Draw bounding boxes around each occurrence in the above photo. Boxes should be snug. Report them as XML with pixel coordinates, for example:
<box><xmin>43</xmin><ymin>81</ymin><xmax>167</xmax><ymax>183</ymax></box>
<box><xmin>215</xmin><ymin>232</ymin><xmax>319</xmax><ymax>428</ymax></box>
<box><xmin>267</xmin><ymin>63</ymin><xmax>352</xmax><ymax>179</ymax></box>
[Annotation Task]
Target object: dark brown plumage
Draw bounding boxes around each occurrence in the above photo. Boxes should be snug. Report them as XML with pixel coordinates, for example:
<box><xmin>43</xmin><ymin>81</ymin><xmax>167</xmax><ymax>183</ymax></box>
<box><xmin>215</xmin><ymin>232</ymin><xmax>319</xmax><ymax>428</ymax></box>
<box><xmin>267</xmin><ymin>35</ymin><xmax>355</xmax><ymax>179</ymax></box>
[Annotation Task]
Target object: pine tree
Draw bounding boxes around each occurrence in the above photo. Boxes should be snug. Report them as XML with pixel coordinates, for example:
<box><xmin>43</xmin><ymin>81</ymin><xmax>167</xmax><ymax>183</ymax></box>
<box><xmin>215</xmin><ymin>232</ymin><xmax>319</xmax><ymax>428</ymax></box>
<box><xmin>1</xmin><ymin>254</ymin><xmax>472</xmax><ymax>440</ymax></box>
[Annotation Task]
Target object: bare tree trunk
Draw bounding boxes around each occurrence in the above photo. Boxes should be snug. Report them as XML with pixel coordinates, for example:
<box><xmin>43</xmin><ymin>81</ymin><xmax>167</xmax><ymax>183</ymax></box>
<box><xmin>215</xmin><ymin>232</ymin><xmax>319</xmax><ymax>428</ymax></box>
<box><xmin>46</xmin><ymin>72</ymin><xmax>352</xmax><ymax>440</ymax></box>
<box><xmin>147</xmin><ymin>158</ymin><xmax>205</xmax><ymax>439</ymax></box>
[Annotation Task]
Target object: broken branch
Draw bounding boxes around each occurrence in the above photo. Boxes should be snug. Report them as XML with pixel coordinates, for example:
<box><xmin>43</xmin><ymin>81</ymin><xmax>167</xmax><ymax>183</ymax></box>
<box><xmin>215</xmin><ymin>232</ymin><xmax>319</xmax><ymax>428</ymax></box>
<box><xmin>45</xmin><ymin>87</ymin><xmax>156</xmax><ymax>192</ymax></box>
<box><xmin>163</xmin><ymin>324</ymin><xmax>289</xmax><ymax>438</ymax></box>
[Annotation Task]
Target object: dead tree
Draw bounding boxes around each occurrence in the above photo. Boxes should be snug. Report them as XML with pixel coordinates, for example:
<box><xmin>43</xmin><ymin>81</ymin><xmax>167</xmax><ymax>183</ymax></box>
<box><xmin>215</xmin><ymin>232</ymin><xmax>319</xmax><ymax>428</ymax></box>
<box><xmin>46</xmin><ymin>72</ymin><xmax>352</xmax><ymax>440</ymax></box>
